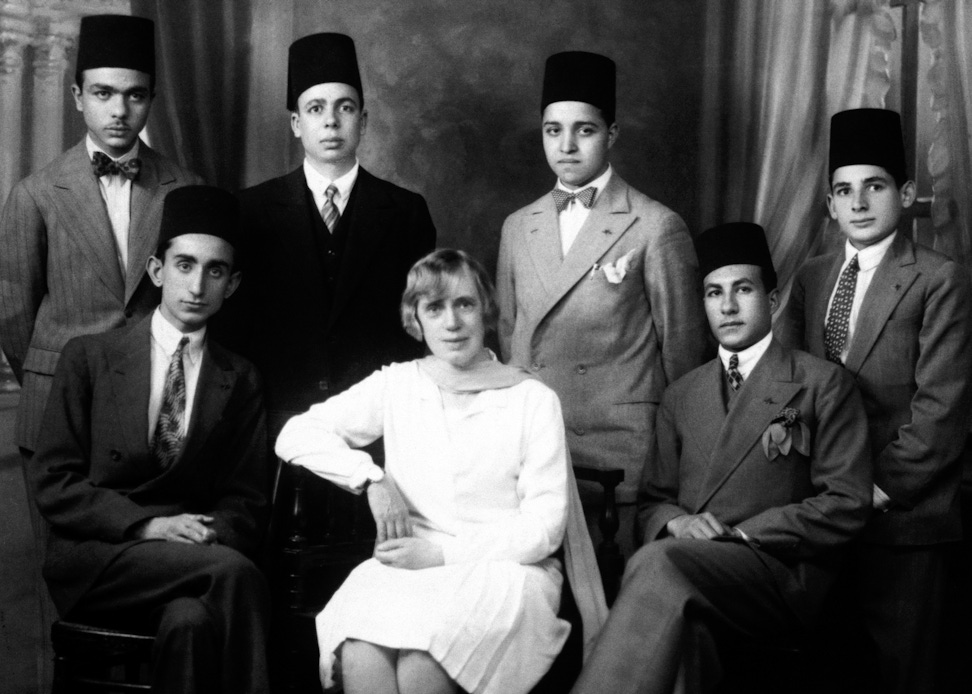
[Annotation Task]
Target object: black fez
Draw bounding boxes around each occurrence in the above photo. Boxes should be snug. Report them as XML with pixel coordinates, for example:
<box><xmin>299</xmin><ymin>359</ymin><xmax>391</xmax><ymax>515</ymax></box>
<box><xmin>829</xmin><ymin>108</ymin><xmax>908</xmax><ymax>187</ymax></box>
<box><xmin>158</xmin><ymin>186</ymin><xmax>241</xmax><ymax>256</ymax></box>
<box><xmin>542</xmin><ymin>51</ymin><xmax>616</xmax><ymax>125</ymax></box>
<box><xmin>696</xmin><ymin>222</ymin><xmax>777</xmax><ymax>291</ymax></box>
<box><xmin>287</xmin><ymin>33</ymin><xmax>363</xmax><ymax>111</ymax></box>
<box><xmin>76</xmin><ymin>15</ymin><xmax>155</xmax><ymax>81</ymax></box>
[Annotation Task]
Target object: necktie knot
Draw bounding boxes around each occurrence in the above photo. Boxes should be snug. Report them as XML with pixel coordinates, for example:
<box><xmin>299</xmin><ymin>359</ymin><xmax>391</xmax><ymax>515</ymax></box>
<box><xmin>325</xmin><ymin>184</ymin><xmax>338</xmax><ymax>203</ymax></box>
<box><xmin>320</xmin><ymin>184</ymin><xmax>340</xmax><ymax>233</ymax></box>
<box><xmin>552</xmin><ymin>186</ymin><xmax>597</xmax><ymax>213</ymax></box>
<box><xmin>727</xmin><ymin>354</ymin><xmax>743</xmax><ymax>392</ymax></box>
<box><xmin>92</xmin><ymin>151</ymin><xmax>141</xmax><ymax>181</ymax></box>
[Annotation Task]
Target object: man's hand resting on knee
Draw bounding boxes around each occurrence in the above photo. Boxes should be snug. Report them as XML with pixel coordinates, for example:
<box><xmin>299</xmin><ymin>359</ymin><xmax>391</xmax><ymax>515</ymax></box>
<box><xmin>132</xmin><ymin>514</ymin><xmax>218</xmax><ymax>544</ymax></box>
<box><xmin>666</xmin><ymin>512</ymin><xmax>745</xmax><ymax>540</ymax></box>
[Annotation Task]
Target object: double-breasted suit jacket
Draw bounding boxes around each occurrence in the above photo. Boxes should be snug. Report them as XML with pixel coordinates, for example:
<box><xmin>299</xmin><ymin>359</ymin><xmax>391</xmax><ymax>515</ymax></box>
<box><xmin>497</xmin><ymin>173</ymin><xmax>708</xmax><ymax>499</ymax></box>
<box><xmin>30</xmin><ymin>318</ymin><xmax>268</xmax><ymax>615</ymax></box>
<box><xmin>220</xmin><ymin>166</ymin><xmax>435</xmax><ymax>422</ymax></box>
<box><xmin>642</xmin><ymin>339</ymin><xmax>873</xmax><ymax>618</ymax></box>
<box><xmin>778</xmin><ymin>233</ymin><xmax>972</xmax><ymax>546</ymax></box>
<box><xmin>0</xmin><ymin>139</ymin><xmax>202</xmax><ymax>451</ymax></box>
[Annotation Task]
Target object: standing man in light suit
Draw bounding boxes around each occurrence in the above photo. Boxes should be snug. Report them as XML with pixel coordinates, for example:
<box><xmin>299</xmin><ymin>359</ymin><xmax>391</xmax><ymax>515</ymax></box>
<box><xmin>497</xmin><ymin>51</ymin><xmax>708</xmax><ymax>512</ymax></box>
<box><xmin>779</xmin><ymin>108</ymin><xmax>972</xmax><ymax>693</ymax></box>
<box><xmin>220</xmin><ymin>33</ymin><xmax>436</xmax><ymax>436</ymax></box>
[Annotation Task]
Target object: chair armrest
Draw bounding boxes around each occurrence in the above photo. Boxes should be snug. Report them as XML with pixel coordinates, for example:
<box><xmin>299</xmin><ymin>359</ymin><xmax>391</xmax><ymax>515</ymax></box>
<box><xmin>572</xmin><ymin>464</ymin><xmax>624</xmax><ymax>605</ymax></box>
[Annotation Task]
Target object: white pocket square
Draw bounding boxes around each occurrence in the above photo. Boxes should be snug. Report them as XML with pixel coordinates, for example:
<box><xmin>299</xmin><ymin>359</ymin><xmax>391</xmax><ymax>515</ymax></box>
<box><xmin>600</xmin><ymin>250</ymin><xmax>636</xmax><ymax>284</ymax></box>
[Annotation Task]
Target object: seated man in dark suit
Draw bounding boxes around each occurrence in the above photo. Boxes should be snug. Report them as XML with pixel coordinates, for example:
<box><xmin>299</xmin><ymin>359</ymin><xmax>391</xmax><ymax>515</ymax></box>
<box><xmin>570</xmin><ymin>222</ymin><xmax>873</xmax><ymax>694</ymax></box>
<box><xmin>30</xmin><ymin>186</ymin><xmax>270</xmax><ymax>694</ymax></box>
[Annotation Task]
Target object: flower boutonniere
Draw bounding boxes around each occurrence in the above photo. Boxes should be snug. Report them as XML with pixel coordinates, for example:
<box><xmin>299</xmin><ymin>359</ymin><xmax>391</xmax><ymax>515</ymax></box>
<box><xmin>595</xmin><ymin>249</ymin><xmax>636</xmax><ymax>284</ymax></box>
<box><xmin>761</xmin><ymin>407</ymin><xmax>810</xmax><ymax>461</ymax></box>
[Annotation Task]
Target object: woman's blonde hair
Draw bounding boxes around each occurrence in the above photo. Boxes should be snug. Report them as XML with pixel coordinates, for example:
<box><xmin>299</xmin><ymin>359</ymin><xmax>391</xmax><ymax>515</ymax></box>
<box><xmin>400</xmin><ymin>249</ymin><xmax>499</xmax><ymax>341</ymax></box>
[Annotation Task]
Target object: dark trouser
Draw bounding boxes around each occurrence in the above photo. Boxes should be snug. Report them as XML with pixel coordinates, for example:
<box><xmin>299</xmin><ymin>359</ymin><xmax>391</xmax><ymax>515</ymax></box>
<box><xmin>68</xmin><ymin>541</ymin><xmax>271</xmax><ymax>694</ymax></box>
<box><xmin>850</xmin><ymin>542</ymin><xmax>959</xmax><ymax>694</ymax></box>
<box><xmin>570</xmin><ymin>538</ymin><xmax>804</xmax><ymax>694</ymax></box>
<box><xmin>20</xmin><ymin>447</ymin><xmax>55</xmax><ymax>693</ymax></box>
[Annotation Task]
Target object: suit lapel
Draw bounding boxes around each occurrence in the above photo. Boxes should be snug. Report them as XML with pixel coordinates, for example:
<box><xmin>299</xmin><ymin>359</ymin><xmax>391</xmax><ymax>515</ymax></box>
<box><xmin>683</xmin><ymin>360</ymin><xmax>729</xmax><ymax>463</ymax></box>
<box><xmin>808</xmin><ymin>255</ymin><xmax>844</xmax><ymax>356</ymax></box>
<box><xmin>106</xmin><ymin>320</ymin><xmax>154</xmax><ymax>474</ymax></box>
<box><xmin>178</xmin><ymin>341</ymin><xmax>236</xmax><ymax>467</ymax></box>
<box><xmin>328</xmin><ymin>169</ymin><xmax>395</xmax><ymax>329</ymax></box>
<box><xmin>523</xmin><ymin>196</ymin><xmax>564</xmax><ymax>299</ymax></box>
<box><xmin>694</xmin><ymin>340</ymin><xmax>803</xmax><ymax>510</ymax></box>
<box><xmin>532</xmin><ymin>174</ymin><xmax>637</xmax><ymax>321</ymax></box>
<box><xmin>844</xmin><ymin>235</ymin><xmax>918</xmax><ymax>373</ymax></box>
<box><xmin>54</xmin><ymin>141</ymin><xmax>125</xmax><ymax>301</ymax></box>
<box><xmin>126</xmin><ymin>143</ymin><xmax>174</xmax><ymax>303</ymax></box>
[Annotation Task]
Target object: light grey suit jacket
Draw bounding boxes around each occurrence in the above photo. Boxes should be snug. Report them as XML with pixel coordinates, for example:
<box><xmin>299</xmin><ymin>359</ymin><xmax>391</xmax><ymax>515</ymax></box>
<box><xmin>496</xmin><ymin>173</ymin><xmax>709</xmax><ymax>500</ymax></box>
<box><xmin>778</xmin><ymin>233</ymin><xmax>972</xmax><ymax>545</ymax></box>
<box><xmin>0</xmin><ymin>138</ymin><xmax>202</xmax><ymax>450</ymax></box>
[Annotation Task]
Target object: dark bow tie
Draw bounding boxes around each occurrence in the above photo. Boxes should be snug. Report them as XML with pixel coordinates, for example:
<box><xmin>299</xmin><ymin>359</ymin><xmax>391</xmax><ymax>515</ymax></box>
<box><xmin>92</xmin><ymin>151</ymin><xmax>141</xmax><ymax>181</ymax></box>
<box><xmin>551</xmin><ymin>186</ymin><xmax>596</xmax><ymax>213</ymax></box>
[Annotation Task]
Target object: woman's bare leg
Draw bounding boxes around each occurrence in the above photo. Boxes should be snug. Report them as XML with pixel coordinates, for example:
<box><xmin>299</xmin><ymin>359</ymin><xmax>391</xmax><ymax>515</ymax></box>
<box><xmin>397</xmin><ymin>649</ymin><xmax>457</xmax><ymax>694</ymax></box>
<box><xmin>342</xmin><ymin>639</ymin><xmax>399</xmax><ymax>694</ymax></box>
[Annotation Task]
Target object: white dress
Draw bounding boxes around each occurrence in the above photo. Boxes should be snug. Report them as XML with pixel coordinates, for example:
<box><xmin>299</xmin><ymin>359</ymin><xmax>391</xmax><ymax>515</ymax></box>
<box><xmin>276</xmin><ymin>361</ymin><xmax>572</xmax><ymax>694</ymax></box>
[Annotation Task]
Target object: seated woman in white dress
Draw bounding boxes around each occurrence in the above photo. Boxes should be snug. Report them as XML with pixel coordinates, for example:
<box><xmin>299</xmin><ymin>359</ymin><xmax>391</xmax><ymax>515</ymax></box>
<box><xmin>276</xmin><ymin>249</ymin><xmax>605</xmax><ymax>694</ymax></box>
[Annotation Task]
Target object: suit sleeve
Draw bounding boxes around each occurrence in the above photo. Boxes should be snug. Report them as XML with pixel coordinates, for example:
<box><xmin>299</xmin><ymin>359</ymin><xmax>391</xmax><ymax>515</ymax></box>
<box><xmin>776</xmin><ymin>267</ymin><xmax>809</xmax><ymax>351</ymax></box>
<box><xmin>736</xmin><ymin>367</ymin><xmax>873</xmax><ymax>556</ymax></box>
<box><xmin>0</xmin><ymin>181</ymin><xmax>47</xmax><ymax>382</ymax></box>
<box><xmin>31</xmin><ymin>338</ymin><xmax>158</xmax><ymax>541</ymax></box>
<box><xmin>207</xmin><ymin>365</ymin><xmax>269</xmax><ymax>557</ymax></box>
<box><xmin>496</xmin><ymin>216</ymin><xmax>516</xmax><ymax>362</ymax></box>
<box><xmin>643</xmin><ymin>211</ymin><xmax>709</xmax><ymax>386</ymax></box>
<box><xmin>637</xmin><ymin>390</ymin><xmax>691</xmax><ymax>540</ymax></box>
<box><xmin>407</xmin><ymin>193</ymin><xmax>437</xmax><ymax>258</ymax></box>
<box><xmin>876</xmin><ymin>261</ymin><xmax>972</xmax><ymax>507</ymax></box>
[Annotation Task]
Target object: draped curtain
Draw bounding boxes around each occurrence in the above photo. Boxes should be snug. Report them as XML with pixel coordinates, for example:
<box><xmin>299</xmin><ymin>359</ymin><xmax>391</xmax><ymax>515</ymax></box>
<box><xmin>699</xmin><ymin>0</ymin><xmax>902</xmax><ymax>307</ymax></box>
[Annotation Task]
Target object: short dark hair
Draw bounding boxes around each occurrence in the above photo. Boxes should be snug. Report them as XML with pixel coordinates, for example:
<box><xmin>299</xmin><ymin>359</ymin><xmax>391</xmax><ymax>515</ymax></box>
<box><xmin>400</xmin><ymin>249</ymin><xmax>498</xmax><ymax>341</ymax></box>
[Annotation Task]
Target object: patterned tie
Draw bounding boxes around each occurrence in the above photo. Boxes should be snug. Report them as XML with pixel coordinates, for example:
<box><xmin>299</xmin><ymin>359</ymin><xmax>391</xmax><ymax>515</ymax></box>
<box><xmin>824</xmin><ymin>254</ymin><xmax>860</xmax><ymax>364</ymax></box>
<box><xmin>91</xmin><ymin>151</ymin><xmax>141</xmax><ymax>181</ymax></box>
<box><xmin>320</xmin><ymin>184</ymin><xmax>340</xmax><ymax>234</ymax></box>
<box><xmin>152</xmin><ymin>337</ymin><xmax>189</xmax><ymax>468</ymax></box>
<box><xmin>551</xmin><ymin>186</ymin><xmax>597</xmax><ymax>213</ymax></box>
<box><xmin>726</xmin><ymin>353</ymin><xmax>743</xmax><ymax>392</ymax></box>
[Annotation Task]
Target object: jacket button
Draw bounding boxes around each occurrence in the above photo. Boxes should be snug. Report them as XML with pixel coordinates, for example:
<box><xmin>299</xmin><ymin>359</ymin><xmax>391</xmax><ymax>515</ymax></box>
<box><xmin>531</xmin><ymin>362</ymin><xmax>542</xmax><ymax>371</ymax></box>
<box><xmin>318</xmin><ymin>380</ymin><xmax>329</xmax><ymax>394</ymax></box>
<box><xmin>123</xmin><ymin>310</ymin><xmax>133</xmax><ymax>319</ymax></box>
<box><xmin>109</xmin><ymin>450</ymin><xmax>122</xmax><ymax>461</ymax></box>
<box><xmin>573</xmin><ymin>427</ymin><xmax>585</xmax><ymax>436</ymax></box>
<box><xmin>576</xmin><ymin>364</ymin><xmax>587</xmax><ymax>375</ymax></box>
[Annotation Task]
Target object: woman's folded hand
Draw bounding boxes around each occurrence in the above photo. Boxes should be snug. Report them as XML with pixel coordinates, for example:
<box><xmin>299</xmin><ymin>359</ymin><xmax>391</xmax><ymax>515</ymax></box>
<box><xmin>367</xmin><ymin>474</ymin><xmax>412</xmax><ymax>542</ymax></box>
<box><xmin>375</xmin><ymin>537</ymin><xmax>444</xmax><ymax>570</ymax></box>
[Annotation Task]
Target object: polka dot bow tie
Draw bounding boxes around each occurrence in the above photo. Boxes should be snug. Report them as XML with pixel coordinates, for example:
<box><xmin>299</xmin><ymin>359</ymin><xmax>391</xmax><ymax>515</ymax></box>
<box><xmin>91</xmin><ymin>151</ymin><xmax>141</xmax><ymax>181</ymax></box>
<box><xmin>551</xmin><ymin>186</ymin><xmax>596</xmax><ymax>213</ymax></box>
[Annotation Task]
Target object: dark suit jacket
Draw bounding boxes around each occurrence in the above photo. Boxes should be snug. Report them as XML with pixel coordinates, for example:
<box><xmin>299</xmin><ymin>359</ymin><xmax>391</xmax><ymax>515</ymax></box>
<box><xmin>219</xmin><ymin>166</ymin><xmax>435</xmax><ymax>417</ymax></box>
<box><xmin>778</xmin><ymin>234</ymin><xmax>972</xmax><ymax>545</ymax></box>
<box><xmin>641</xmin><ymin>339</ymin><xmax>872</xmax><ymax>619</ymax></box>
<box><xmin>0</xmin><ymin>138</ymin><xmax>203</xmax><ymax>450</ymax></box>
<box><xmin>496</xmin><ymin>173</ymin><xmax>709</xmax><ymax>500</ymax></box>
<box><xmin>30</xmin><ymin>317</ymin><xmax>268</xmax><ymax>615</ymax></box>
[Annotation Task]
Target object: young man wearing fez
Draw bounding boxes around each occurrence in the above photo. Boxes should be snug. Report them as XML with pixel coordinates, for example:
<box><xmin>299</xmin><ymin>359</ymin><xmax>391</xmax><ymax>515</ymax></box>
<box><xmin>222</xmin><ymin>32</ymin><xmax>435</xmax><ymax>434</ymax></box>
<box><xmin>0</xmin><ymin>14</ymin><xmax>203</xmax><ymax>461</ymax></box>
<box><xmin>30</xmin><ymin>186</ymin><xmax>270</xmax><ymax>694</ymax></box>
<box><xmin>496</xmin><ymin>51</ymin><xmax>708</xmax><ymax>513</ymax></box>
<box><xmin>778</xmin><ymin>108</ymin><xmax>972</xmax><ymax>693</ymax></box>
<box><xmin>571</xmin><ymin>222</ymin><xmax>872</xmax><ymax>694</ymax></box>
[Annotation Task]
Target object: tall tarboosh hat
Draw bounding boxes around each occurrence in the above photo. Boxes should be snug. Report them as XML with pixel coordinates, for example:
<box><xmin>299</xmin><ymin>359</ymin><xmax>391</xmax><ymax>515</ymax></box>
<box><xmin>159</xmin><ymin>186</ymin><xmax>241</xmax><ymax>252</ymax></box>
<box><xmin>76</xmin><ymin>15</ymin><xmax>155</xmax><ymax>80</ymax></box>
<box><xmin>287</xmin><ymin>32</ymin><xmax>362</xmax><ymax>111</ymax></box>
<box><xmin>542</xmin><ymin>51</ymin><xmax>616</xmax><ymax>125</ymax></box>
<box><xmin>829</xmin><ymin>108</ymin><xmax>908</xmax><ymax>186</ymax></box>
<box><xmin>696</xmin><ymin>222</ymin><xmax>777</xmax><ymax>291</ymax></box>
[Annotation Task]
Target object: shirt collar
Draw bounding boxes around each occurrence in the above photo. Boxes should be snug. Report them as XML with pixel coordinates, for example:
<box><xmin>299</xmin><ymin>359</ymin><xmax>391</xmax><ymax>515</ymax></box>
<box><xmin>718</xmin><ymin>330</ymin><xmax>773</xmax><ymax>380</ymax></box>
<box><xmin>844</xmin><ymin>232</ymin><xmax>896</xmax><ymax>273</ymax></box>
<box><xmin>556</xmin><ymin>164</ymin><xmax>612</xmax><ymax>205</ymax></box>
<box><xmin>151</xmin><ymin>308</ymin><xmax>206</xmax><ymax>365</ymax></box>
<box><xmin>303</xmin><ymin>158</ymin><xmax>359</xmax><ymax>202</ymax></box>
<box><xmin>86</xmin><ymin>133</ymin><xmax>140</xmax><ymax>164</ymax></box>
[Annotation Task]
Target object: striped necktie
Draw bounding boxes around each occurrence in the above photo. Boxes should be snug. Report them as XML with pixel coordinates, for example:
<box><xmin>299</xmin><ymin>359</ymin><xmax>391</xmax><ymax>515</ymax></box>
<box><xmin>320</xmin><ymin>184</ymin><xmax>340</xmax><ymax>234</ymax></box>
<box><xmin>152</xmin><ymin>337</ymin><xmax>189</xmax><ymax>468</ymax></box>
<box><xmin>824</xmin><ymin>254</ymin><xmax>860</xmax><ymax>364</ymax></box>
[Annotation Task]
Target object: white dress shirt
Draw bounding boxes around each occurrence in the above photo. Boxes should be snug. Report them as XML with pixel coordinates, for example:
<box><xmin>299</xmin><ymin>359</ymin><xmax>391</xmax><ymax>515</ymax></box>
<box><xmin>86</xmin><ymin>135</ymin><xmax>139</xmax><ymax>274</ymax></box>
<box><xmin>824</xmin><ymin>232</ymin><xmax>897</xmax><ymax>363</ymax></box>
<box><xmin>304</xmin><ymin>158</ymin><xmax>359</xmax><ymax>217</ymax></box>
<box><xmin>557</xmin><ymin>165</ymin><xmax>613</xmax><ymax>256</ymax></box>
<box><xmin>148</xmin><ymin>308</ymin><xmax>206</xmax><ymax>444</ymax></box>
<box><xmin>718</xmin><ymin>330</ymin><xmax>773</xmax><ymax>383</ymax></box>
